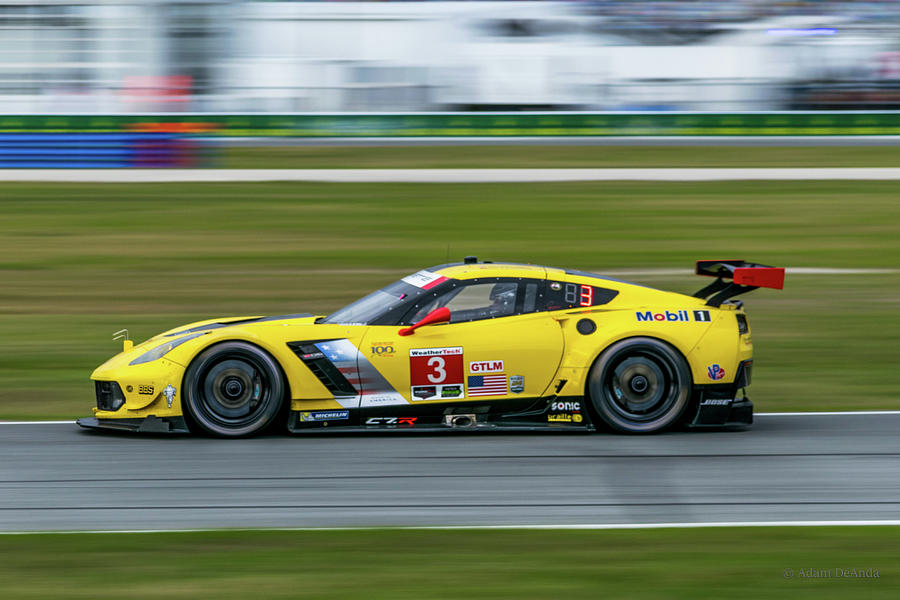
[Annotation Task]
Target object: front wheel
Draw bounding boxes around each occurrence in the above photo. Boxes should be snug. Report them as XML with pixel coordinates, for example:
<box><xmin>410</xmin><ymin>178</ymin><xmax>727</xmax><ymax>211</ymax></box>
<box><xmin>587</xmin><ymin>337</ymin><xmax>691</xmax><ymax>433</ymax></box>
<box><xmin>183</xmin><ymin>341</ymin><xmax>285</xmax><ymax>437</ymax></box>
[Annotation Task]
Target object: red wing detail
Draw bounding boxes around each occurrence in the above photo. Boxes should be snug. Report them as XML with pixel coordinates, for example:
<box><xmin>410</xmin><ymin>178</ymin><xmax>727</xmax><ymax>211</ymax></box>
<box><xmin>733</xmin><ymin>267</ymin><xmax>785</xmax><ymax>289</ymax></box>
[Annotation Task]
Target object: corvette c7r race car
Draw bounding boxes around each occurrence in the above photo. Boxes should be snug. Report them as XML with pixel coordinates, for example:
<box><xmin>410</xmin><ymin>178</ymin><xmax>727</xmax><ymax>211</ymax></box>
<box><xmin>77</xmin><ymin>258</ymin><xmax>784</xmax><ymax>437</ymax></box>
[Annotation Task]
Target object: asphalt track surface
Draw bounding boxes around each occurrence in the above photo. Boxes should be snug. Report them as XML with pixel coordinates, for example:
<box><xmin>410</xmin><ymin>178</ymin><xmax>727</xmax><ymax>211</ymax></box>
<box><xmin>4</xmin><ymin>167</ymin><xmax>900</xmax><ymax>183</ymax></box>
<box><xmin>1</xmin><ymin>413</ymin><xmax>899</xmax><ymax>532</ymax></box>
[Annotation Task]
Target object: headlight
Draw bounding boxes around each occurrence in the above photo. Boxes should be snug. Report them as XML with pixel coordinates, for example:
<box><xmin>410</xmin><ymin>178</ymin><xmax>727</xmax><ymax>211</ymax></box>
<box><xmin>129</xmin><ymin>331</ymin><xmax>208</xmax><ymax>365</ymax></box>
<box><xmin>95</xmin><ymin>381</ymin><xmax>125</xmax><ymax>411</ymax></box>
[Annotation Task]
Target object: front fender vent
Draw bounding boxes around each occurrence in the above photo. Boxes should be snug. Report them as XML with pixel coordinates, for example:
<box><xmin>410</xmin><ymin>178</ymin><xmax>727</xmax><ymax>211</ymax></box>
<box><xmin>287</xmin><ymin>341</ymin><xmax>358</xmax><ymax>396</ymax></box>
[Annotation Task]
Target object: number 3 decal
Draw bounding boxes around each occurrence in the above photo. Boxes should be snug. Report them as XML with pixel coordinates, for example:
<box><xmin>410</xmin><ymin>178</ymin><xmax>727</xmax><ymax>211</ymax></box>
<box><xmin>426</xmin><ymin>356</ymin><xmax>446</xmax><ymax>383</ymax></box>
<box><xmin>410</xmin><ymin>347</ymin><xmax>464</xmax><ymax>388</ymax></box>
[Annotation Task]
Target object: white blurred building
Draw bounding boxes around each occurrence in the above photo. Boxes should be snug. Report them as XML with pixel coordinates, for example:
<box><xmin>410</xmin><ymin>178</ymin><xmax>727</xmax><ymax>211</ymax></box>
<box><xmin>1</xmin><ymin>0</ymin><xmax>898</xmax><ymax>113</ymax></box>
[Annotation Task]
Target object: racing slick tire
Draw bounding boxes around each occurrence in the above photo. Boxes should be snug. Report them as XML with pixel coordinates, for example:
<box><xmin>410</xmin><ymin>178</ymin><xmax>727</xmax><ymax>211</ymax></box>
<box><xmin>183</xmin><ymin>341</ymin><xmax>285</xmax><ymax>437</ymax></box>
<box><xmin>587</xmin><ymin>337</ymin><xmax>691</xmax><ymax>434</ymax></box>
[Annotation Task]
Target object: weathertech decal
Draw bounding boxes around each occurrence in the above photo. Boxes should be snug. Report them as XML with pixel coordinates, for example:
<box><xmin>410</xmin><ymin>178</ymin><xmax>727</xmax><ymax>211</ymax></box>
<box><xmin>410</xmin><ymin>347</ymin><xmax>465</xmax><ymax>401</ymax></box>
<box><xmin>636</xmin><ymin>310</ymin><xmax>711</xmax><ymax>323</ymax></box>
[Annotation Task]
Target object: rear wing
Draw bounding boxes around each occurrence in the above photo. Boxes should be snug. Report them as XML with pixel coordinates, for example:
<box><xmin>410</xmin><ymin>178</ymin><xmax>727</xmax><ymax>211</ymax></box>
<box><xmin>693</xmin><ymin>260</ymin><xmax>785</xmax><ymax>307</ymax></box>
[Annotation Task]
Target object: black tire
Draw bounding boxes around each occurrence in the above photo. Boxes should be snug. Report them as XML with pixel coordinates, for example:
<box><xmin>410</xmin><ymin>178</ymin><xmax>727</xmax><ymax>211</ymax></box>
<box><xmin>183</xmin><ymin>341</ymin><xmax>285</xmax><ymax>438</ymax></box>
<box><xmin>587</xmin><ymin>337</ymin><xmax>691</xmax><ymax>434</ymax></box>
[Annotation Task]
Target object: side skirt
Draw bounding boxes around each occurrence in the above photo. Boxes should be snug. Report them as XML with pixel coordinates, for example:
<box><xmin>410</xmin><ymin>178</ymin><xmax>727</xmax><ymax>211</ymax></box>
<box><xmin>287</xmin><ymin>395</ymin><xmax>594</xmax><ymax>434</ymax></box>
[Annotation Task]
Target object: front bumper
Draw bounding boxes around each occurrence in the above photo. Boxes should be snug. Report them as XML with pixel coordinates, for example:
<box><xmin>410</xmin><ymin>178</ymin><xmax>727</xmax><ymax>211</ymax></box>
<box><xmin>77</xmin><ymin>416</ymin><xmax>189</xmax><ymax>434</ymax></box>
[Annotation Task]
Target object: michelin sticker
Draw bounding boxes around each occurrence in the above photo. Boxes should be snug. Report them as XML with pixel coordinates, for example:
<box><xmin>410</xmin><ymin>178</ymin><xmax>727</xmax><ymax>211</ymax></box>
<box><xmin>299</xmin><ymin>410</ymin><xmax>350</xmax><ymax>422</ymax></box>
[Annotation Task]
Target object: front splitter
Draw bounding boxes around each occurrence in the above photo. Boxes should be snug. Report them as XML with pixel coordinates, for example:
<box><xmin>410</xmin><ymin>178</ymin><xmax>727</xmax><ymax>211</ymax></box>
<box><xmin>76</xmin><ymin>416</ymin><xmax>189</xmax><ymax>434</ymax></box>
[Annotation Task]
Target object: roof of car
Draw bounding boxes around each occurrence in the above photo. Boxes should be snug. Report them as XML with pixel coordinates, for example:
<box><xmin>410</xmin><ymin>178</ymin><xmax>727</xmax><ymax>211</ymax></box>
<box><xmin>418</xmin><ymin>261</ymin><xmax>693</xmax><ymax>306</ymax></box>
<box><xmin>432</xmin><ymin>262</ymin><xmax>552</xmax><ymax>280</ymax></box>
<box><xmin>429</xmin><ymin>261</ymin><xmax>645</xmax><ymax>287</ymax></box>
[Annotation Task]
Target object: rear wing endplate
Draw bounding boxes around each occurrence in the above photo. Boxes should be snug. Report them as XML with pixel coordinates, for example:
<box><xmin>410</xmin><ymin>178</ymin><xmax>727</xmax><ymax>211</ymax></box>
<box><xmin>693</xmin><ymin>260</ymin><xmax>784</xmax><ymax>307</ymax></box>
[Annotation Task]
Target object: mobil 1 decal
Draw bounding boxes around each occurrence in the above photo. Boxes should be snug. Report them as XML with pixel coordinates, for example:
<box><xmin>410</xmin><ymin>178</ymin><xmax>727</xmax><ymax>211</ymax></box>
<box><xmin>409</xmin><ymin>347</ymin><xmax>465</xmax><ymax>401</ymax></box>
<box><xmin>635</xmin><ymin>309</ymin><xmax>711</xmax><ymax>323</ymax></box>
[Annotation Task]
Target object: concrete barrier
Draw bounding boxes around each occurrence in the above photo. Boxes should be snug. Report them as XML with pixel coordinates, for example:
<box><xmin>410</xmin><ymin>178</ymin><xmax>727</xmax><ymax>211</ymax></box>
<box><xmin>0</xmin><ymin>133</ymin><xmax>212</xmax><ymax>168</ymax></box>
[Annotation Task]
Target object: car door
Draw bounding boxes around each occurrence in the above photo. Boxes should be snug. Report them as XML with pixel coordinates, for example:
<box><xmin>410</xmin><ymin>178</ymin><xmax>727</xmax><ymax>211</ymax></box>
<box><xmin>359</xmin><ymin>278</ymin><xmax>565</xmax><ymax>410</ymax></box>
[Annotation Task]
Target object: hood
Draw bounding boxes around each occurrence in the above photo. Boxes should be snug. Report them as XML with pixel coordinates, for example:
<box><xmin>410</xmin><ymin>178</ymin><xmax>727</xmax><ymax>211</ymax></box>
<box><xmin>151</xmin><ymin>313</ymin><xmax>317</xmax><ymax>342</ymax></box>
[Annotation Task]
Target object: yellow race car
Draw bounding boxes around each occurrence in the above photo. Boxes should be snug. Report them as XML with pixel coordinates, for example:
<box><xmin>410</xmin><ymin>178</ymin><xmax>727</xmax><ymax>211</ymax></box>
<box><xmin>78</xmin><ymin>258</ymin><xmax>784</xmax><ymax>437</ymax></box>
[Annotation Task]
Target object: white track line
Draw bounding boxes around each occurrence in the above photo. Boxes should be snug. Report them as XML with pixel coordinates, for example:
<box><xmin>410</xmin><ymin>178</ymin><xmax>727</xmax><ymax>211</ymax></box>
<box><xmin>0</xmin><ymin>420</ymin><xmax>74</xmax><ymax>425</ymax></box>
<box><xmin>756</xmin><ymin>411</ymin><xmax>900</xmax><ymax>416</ymax></box>
<box><xmin>605</xmin><ymin>268</ymin><xmax>899</xmax><ymax>276</ymax></box>
<box><xmin>783</xmin><ymin>267</ymin><xmax>899</xmax><ymax>275</ymax></box>
<box><xmin>4</xmin><ymin>167</ymin><xmax>900</xmax><ymax>183</ymax></box>
<box><xmin>2</xmin><ymin>521</ymin><xmax>900</xmax><ymax>535</ymax></box>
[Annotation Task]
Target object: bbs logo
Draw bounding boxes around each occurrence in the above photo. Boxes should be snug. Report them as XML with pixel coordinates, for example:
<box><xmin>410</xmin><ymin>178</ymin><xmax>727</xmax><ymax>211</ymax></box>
<box><xmin>138</xmin><ymin>385</ymin><xmax>154</xmax><ymax>395</ymax></box>
<box><xmin>551</xmin><ymin>401</ymin><xmax>581</xmax><ymax>411</ymax></box>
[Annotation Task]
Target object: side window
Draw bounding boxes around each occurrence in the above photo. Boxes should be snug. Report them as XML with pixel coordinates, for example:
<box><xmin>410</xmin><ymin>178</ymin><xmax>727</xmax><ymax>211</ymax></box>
<box><xmin>429</xmin><ymin>282</ymin><xmax>516</xmax><ymax>323</ymax></box>
<box><xmin>523</xmin><ymin>282</ymin><xmax>538</xmax><ymax>313</ymax></box>
<box><xmin>450</xmin><ymin>282</ymin><xmax>516</xmax><ymax>321</ymax></box>
<box><xmin>404</xmin><ymin>280</ymin><xmax>518</xmax><ymax>324</ymax></box>
<box><xmin>401</xmin><ymin>278</ymin><xmax>549</xmax><ymax>324</ymax></box>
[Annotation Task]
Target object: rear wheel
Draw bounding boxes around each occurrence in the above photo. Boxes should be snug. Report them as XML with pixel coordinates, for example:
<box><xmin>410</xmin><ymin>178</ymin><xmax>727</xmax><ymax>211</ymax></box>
<box><xmin>588</xmin><ymin>337</ymin><xmax>691</xmax><ymax>433</ymax></box>
<box><xmin>183</xmin><ymin>341</ymin><xmax>285</xmax><ymax>437</ymax></box>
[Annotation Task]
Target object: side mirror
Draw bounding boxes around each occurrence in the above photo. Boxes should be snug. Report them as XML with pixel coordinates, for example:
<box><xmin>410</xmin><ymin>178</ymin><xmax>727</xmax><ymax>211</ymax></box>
<box><xmin>398</xmin><ymin>307</ymin><xmax>451</xmax><ymax>337</ymax></box>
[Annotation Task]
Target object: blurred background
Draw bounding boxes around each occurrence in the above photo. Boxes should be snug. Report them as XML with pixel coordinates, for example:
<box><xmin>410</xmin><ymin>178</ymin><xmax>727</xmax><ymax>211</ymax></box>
<box><xmin>2</xmin><ymin>5</ymin><xmax>899</xmax><ymax>594</ymax></box>
<box><xmin>2</xmin><ymin>0</ymin><xmax>900</xmax><ymax>115</ymax></box>
<box><xmin>1</xmin><ymin>2</ymin><xmax>898</xmax><ymax>419</ymax></box>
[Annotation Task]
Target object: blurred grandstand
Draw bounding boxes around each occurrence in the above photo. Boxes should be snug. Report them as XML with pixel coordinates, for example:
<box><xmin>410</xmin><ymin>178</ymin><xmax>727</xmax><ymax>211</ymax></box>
<box><xmin>1</xmin><ymin>0</ymin><xmax>899</xmax><ymax>113</ymax></box>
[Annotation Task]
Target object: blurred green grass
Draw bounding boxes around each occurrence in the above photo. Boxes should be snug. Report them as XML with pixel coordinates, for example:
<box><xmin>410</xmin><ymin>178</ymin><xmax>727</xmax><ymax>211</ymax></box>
<box><xmin>0</xmin><ymin>527</ymin><xmax>897</xmax><ymax>599</ymax></box>
<box><xmin>1</xmin><ymin>181</ymin><xmax>898</xmax><ymax>419</ymax></box>
<box><xmin>224</xmin><ymin>144</ymin><xmax>900</xmax><ymax>168</ymax></box>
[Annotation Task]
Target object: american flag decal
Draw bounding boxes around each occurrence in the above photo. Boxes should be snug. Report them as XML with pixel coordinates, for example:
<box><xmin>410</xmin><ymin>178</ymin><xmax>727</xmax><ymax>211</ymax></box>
<box><xmin>467</xmin><ymin>375</ymin><xmax>507</xmax><ymax>397</ymax></box>
<box><xmin>312</xmin><ymin>339</ymin><xmax>407</xmax><ymax>408</ymax></box>
<box><xmin>315</xmin><ymin>340</ymin><xmax>360</xmax><ymax>391</ymax></box>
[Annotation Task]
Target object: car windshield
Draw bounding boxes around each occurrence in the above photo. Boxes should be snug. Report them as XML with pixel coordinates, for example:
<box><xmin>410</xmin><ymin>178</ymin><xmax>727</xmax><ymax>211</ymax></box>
<box><xmin>320</xmin><ymin>277</ymin><xmax>432</xmax><ymax>325</ymax></box>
